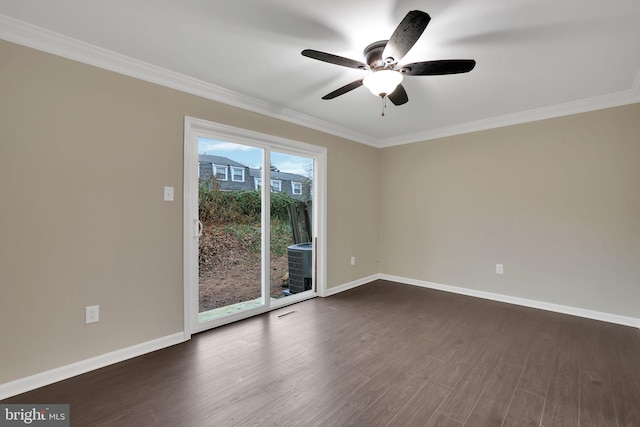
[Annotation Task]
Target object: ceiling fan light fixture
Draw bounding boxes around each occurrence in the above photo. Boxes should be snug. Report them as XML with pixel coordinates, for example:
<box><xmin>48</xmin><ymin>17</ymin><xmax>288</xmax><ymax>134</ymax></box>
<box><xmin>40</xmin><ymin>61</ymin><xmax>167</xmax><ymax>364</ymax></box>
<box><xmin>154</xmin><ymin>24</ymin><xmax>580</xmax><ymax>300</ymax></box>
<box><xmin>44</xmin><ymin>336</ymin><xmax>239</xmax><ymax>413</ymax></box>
<box><xmin>363</xmin><ymin>70</ymin><xmax>403</xmax><ymax>97</ymax></box>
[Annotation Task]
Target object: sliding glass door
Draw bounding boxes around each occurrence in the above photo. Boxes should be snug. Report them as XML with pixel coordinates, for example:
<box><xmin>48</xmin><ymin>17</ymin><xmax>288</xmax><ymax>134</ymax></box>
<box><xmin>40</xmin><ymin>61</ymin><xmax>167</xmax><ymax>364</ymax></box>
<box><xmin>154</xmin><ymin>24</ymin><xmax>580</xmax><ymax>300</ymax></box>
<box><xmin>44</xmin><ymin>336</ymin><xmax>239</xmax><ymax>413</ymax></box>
<box><xmin>184</xmin><ymin>117</ymin><xmax>325</xmax><ymax>334</ymax></box>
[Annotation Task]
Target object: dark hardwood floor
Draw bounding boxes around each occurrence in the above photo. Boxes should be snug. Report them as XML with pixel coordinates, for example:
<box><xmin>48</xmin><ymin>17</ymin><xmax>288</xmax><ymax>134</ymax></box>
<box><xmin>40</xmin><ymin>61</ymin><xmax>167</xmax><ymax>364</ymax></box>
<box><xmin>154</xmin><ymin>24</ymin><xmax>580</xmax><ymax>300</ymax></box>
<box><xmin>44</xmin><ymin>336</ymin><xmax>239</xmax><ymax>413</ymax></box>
<box><xmin>4</xmin><ymin>280</ymin><xmax>640</xmax><ymax>426</ymax></box>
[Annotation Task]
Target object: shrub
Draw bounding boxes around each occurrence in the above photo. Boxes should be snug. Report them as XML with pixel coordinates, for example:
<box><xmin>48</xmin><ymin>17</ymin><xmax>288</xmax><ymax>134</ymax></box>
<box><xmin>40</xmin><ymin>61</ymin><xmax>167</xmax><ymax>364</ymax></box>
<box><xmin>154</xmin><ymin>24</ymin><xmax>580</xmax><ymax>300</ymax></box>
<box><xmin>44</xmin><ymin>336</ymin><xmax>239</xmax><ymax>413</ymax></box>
<box><xmin>233</xmin><ymin>191</ymin><xmax>261</xmax><ymax>218</ymax></box>
<box><xmin>199</xmin><ymin>179</ymin><xmax>242</xmax><ymax>224</ymax></box>
<box><xmin>270</xmin><ymin>191</ymin><xmax>297</xmax><ymax>222</ymax></box>
<box><xmin>199</xmin><ymin>178</ymin><xmax>299</xmax><ymax>224</ymax></box>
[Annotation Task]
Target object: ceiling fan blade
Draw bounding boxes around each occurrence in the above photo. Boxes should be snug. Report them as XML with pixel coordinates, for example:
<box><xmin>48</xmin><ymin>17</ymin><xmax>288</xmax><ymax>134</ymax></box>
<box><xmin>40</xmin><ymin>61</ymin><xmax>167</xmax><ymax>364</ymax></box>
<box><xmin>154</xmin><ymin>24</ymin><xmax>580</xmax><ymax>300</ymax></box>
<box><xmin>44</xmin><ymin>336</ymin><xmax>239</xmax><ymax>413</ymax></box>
<box><xmin>321</xmin><ymin>79</ymin><xmax>364</xmax><ymax>99</ymax></box>
<box><xmin>382</xmin><ymin>10</ymin><xmax>431</xmax><ymax>65</ymax></box>
<box><xmin>400</xmin><ymin>59</ymin><xmax>476</xmax><ymax>75</ymax></box>
<box><xmin>388</xmin><ymin>84</ymin><xmax>408</xmax><ymax>106</ymax></box>
<box><xmin>301</xmin><ymin>49</ymin><xmax>368</xmax><ymax>70</ymax></box>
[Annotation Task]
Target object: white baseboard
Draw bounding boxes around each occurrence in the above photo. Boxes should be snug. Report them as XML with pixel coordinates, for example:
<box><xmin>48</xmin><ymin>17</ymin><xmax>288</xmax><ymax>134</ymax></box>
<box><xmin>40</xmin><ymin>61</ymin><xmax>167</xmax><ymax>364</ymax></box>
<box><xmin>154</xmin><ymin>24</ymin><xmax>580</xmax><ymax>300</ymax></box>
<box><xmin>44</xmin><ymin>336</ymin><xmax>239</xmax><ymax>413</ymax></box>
<box><xmin>380</xmin><ymin>274</ymin><xmax>640</xmax><ymax>329</ymax></box>
<box><xmin>321</xmin><ymin>274</ymin><xmax>379</xmax><ymax>297</ymax></box>
<box><xmin>3</xmin><ymin>274</ymin><xmax>637</xmax><ymax>400</ymax></box>
<box><xmin>0</xmin><ymin>332</ymin><xmax>186</xmax><ymax>400</ymax></box>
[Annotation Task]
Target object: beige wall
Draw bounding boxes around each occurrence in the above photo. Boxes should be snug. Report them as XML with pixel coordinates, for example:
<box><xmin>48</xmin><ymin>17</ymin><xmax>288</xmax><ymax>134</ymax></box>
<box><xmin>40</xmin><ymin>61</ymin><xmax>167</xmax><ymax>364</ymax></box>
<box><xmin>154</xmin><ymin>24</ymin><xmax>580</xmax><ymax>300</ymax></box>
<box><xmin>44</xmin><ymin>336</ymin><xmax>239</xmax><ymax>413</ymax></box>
<box><xmin>2</xmin><ymin>37</ymin><xmax>638</xmax><ymax>388</ymax></box>
<box><xmin>379</xmin><ymin>104</ymin><xmax>640</xmax><ymax>318</ymax></box>
<box><xmin>0</xmin><ymin>40</ymin><xmax>380</xmax><ymax>384</ymax></box>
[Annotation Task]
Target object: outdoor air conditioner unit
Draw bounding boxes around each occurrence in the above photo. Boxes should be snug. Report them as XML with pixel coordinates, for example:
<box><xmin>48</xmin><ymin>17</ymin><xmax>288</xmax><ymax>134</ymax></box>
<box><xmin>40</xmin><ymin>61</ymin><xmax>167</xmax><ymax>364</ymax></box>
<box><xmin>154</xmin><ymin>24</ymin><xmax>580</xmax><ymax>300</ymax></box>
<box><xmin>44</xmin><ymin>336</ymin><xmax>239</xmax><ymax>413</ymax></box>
<box><xmin>287</xmin><ymin>242</ymin><xmax>313</xmax><ymax>293</ymax></box>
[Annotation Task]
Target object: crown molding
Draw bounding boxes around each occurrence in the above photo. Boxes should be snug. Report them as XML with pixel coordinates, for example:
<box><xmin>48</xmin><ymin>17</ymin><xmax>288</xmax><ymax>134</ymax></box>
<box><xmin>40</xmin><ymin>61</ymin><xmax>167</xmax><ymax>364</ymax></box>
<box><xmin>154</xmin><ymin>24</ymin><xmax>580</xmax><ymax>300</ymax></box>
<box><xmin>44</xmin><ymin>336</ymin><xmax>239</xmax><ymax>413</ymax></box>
<box><xmin>2</xmin><ymin>13</ymin><xmax>639</xmax><ymax>149</ymax></box>
<box><xmin>0</xmin><ymin>14</ymin><xmax>378</xmax><ymax>147</ymax></box>
<box><xmin>379</xmin><ymin>87</ymin><xmax>640</xmax><ymax>147</ymax></box>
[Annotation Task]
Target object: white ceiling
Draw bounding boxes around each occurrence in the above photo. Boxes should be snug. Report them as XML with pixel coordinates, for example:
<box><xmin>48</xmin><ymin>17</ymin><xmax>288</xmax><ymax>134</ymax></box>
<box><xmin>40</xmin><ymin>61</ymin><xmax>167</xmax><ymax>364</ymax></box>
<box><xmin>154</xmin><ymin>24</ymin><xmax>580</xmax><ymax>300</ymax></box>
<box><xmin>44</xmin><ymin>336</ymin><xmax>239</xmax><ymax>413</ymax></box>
<box><xmin>1</xmin><ymin>0</ymin><xmax>639</xmax><ymax>147</ymax></box>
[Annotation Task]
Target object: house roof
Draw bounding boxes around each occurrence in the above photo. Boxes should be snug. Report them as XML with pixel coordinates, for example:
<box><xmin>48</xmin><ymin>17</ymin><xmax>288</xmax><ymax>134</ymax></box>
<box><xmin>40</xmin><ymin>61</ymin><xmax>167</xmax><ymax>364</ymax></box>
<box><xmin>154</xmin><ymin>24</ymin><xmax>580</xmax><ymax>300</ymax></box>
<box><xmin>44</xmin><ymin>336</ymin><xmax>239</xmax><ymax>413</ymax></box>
<box><xmin>249</xmin><ymin>169</ymin><xmax>309</xmax><ymax>182</ymax></box>
<box><xmin>198</xmin><ymin>154</ymin><xmax>247</xmax><ymax>169</ymax></box>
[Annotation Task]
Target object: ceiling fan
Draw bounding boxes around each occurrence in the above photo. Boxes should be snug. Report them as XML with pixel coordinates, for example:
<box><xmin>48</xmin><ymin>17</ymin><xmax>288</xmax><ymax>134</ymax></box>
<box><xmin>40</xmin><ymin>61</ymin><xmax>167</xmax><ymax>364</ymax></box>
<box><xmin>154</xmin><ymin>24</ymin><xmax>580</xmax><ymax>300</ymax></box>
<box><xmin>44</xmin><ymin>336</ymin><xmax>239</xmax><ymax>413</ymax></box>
<box><xmin>301</xmin><ymin>10</ymin><xmax>476</xmax><ymax>113</ymax></box>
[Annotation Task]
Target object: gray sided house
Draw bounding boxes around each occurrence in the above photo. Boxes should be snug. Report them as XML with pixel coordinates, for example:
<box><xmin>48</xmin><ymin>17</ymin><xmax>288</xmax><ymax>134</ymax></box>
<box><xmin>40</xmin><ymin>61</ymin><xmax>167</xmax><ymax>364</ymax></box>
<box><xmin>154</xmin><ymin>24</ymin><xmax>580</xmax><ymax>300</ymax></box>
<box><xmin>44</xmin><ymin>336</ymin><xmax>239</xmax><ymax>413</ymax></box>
<box><xmin>199</xmin><ymin>154</ymin><xmax>311</xmax><ymax>200</ymax></box>
<box><xmin>199</xmin><ymin>154</ymin><xmax>253</xmax><ymax>191</ymax></box>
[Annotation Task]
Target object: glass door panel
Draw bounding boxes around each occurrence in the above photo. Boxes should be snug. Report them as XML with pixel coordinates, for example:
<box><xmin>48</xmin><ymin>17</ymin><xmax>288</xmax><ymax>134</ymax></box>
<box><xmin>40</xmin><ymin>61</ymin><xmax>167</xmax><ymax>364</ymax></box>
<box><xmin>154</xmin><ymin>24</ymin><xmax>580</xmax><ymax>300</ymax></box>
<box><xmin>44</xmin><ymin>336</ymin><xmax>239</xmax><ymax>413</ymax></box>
<box><xmin>269</xmin><ymin>151</ymin><xmax>314</xmax><ymax>300</ymax></box>
<box><xmin>197</xmin><ymin>137</ymin><xmax>265</xmax><ymax>322</ymax></box>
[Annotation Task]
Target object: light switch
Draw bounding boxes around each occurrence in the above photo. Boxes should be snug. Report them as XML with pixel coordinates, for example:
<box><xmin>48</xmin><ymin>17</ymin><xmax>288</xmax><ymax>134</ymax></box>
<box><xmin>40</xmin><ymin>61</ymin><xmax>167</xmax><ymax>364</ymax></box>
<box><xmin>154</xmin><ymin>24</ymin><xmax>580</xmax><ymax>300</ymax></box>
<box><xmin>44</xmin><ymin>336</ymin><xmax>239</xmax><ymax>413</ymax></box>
<box><xmin>163</xmin><ymin>186</ymin><xmax>174</xmax><ymax>201</ymax></box>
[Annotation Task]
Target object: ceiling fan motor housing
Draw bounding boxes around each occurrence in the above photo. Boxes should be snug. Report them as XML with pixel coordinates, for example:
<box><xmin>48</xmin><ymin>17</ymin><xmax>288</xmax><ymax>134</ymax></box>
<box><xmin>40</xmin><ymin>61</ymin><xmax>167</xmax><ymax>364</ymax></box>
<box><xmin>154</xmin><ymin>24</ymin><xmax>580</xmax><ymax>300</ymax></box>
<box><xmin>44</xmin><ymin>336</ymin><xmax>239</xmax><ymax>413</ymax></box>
<box><xmin>364</xmin><ymin>41</ymin><xmax>390</xmax><ymax>70</ymax></box>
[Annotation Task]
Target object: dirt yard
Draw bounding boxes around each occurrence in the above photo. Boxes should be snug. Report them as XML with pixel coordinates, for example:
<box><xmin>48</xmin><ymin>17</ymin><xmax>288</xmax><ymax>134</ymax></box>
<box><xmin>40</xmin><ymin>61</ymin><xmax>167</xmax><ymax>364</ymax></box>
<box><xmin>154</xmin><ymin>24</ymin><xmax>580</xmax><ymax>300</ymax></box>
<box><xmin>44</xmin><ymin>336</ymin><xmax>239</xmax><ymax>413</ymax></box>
<box><xmin>198</xmin><ymin>225</ymin><xmax>289</xmax><ymax>312</ymax></box>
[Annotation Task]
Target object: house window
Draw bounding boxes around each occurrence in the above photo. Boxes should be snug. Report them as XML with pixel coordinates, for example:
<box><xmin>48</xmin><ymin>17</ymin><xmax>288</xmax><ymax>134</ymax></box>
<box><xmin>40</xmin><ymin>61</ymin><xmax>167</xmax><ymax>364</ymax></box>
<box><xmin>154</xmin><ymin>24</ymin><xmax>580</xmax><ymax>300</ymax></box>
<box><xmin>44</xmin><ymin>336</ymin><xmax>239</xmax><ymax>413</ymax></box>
<box><xmin>292</xmin><ymin>182</ymin><xmax>302</xmax><ymax>195</ymax></box>
<box><xmin>270</xmin><ymin>180</ymin><xmax>281</xmax><ymax>192</ymax></box>
<box><xmin>214</xmin><ymin>164</ymin><xmax>228</xmax><ymax>181</ymax></box>
<box><xmin>231</xmin><ymin>167</ymin><xmax>244</xmax><ymax>182</ymax></box>
<box><xmin>254</xmin><ymin>177</ymin><xmax>262</xmax><ymax>190</ymax></box>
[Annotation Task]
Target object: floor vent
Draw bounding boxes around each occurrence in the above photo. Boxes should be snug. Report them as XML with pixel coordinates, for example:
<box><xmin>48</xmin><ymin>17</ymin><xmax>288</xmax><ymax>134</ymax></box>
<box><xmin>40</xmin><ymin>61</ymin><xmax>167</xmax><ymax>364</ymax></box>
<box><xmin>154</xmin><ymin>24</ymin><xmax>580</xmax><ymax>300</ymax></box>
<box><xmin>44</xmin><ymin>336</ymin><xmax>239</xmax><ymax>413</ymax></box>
<box><xmin>276</xmin><ymin>310</ymin><xmax>298</xmax><ymax>319</ymax></box>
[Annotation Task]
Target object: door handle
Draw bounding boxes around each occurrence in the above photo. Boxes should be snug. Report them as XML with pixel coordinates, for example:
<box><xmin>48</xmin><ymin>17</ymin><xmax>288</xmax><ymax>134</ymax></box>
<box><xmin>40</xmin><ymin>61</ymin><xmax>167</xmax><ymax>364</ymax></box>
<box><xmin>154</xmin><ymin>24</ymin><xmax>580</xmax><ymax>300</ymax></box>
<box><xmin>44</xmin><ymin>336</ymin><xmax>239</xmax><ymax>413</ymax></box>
<box><xmin>194</xmin><ymin>219</ymin><xmax>203</xmax><ymax>237</ymax></box>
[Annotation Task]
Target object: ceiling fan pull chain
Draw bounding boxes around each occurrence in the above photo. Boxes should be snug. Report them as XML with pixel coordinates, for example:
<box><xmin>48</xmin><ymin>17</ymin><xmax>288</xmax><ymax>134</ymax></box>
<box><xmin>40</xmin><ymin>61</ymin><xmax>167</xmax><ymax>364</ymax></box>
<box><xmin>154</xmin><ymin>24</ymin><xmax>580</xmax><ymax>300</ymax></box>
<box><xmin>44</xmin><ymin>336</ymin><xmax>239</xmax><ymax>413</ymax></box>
<box><xmin>381</xmin><ymin>96</ymin><xmax>387</xmax><ymax>117</ymax></box>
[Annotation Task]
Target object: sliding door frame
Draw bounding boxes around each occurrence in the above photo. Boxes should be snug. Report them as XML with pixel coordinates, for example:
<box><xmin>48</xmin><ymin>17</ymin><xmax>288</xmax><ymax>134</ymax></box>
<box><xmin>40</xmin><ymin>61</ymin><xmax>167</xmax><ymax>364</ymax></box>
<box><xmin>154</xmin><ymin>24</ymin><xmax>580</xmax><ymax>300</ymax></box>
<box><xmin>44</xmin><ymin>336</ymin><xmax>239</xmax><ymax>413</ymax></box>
<box><xmin>183</xmin><ymin>116</ymin><xmax>327</xmax><ymax>337</ymax></box>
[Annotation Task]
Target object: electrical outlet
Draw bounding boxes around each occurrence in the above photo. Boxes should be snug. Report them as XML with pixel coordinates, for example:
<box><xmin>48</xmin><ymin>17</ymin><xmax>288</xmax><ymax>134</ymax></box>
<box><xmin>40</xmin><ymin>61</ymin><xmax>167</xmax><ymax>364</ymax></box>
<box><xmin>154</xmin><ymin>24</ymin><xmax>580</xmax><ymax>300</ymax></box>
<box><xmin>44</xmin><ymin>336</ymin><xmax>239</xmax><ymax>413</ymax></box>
<box><xmin>86</xmin><ymin>305</ymin><xmax>99</xmax><ymax>324</ymax></box>
<box><xmin>350</xmin><ymin>256</ymin><xmax>356</xmax><ymax>266</ymax></box>
<box><xmin>496</xmin><ymin>264</ymin><xmax>504</xmax><ymax>275</ymax></box>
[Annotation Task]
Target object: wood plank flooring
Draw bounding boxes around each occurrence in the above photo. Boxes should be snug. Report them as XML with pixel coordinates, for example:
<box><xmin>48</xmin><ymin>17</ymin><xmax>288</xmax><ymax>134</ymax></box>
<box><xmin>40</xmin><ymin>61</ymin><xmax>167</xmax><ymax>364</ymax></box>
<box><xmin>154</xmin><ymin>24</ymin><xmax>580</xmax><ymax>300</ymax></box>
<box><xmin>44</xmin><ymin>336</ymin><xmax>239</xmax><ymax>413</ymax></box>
<box><xmin>4</xmin><ymin>280</ymin><xmax>640</xmax><ymax>426</ymax></box>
